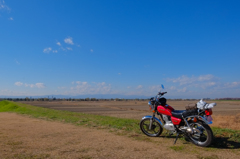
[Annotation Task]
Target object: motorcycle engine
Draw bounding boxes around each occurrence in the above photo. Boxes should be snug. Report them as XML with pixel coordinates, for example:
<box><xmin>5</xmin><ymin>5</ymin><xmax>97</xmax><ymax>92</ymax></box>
<box><xmin>162</xmin><ymin>115</ymin><xmax>175</xmax><ymax>131</ymax></box>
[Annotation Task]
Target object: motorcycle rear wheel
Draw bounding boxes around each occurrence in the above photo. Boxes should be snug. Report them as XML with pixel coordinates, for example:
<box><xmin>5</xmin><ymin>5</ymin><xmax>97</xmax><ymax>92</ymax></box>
<box><xmin>186</xmin><ymin>121</ymin><xmax>213</xmax><ymax>147</ymax></box>
<box><xmin>140</xmin><ymin>118</ymin><xmax>163</xmax><ymax>137</ymax></box>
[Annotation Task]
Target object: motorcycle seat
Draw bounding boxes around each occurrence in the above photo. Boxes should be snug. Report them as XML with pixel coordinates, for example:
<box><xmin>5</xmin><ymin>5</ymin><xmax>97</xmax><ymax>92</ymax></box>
<box><xmin>171</xmin><ymin>110</ymin><xmax>185</xmax><ymax>119</ymax></box>
<box><xmin>172</xmin><ymin>109</ymin><xmax>198</xmax><ymax>119</ymax></box>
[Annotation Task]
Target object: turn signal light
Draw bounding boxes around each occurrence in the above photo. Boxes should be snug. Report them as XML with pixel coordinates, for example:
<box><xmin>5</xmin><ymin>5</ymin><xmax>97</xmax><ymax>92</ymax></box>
<box><xmin>193</xmin><ymin>117</ymin><xmax>197</xmax><ymax>122</ymax></box>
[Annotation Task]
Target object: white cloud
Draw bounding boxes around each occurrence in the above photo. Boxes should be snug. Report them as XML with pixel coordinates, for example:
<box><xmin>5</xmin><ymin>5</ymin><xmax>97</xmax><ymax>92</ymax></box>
<box><xmin>90</xmin><ymin>49</ymin><xmax>93</xmax><ymax>52</ymax></box>
<box><xmin>164</xmin><ymin>74</ymin><xmax>240</xmax><ymax>98</ymax></box>
<box><xmin>199</xmin><ymin>82</ymin><xmax>217</xmax><ymax>89</ymax></box>
<box><xmin>15</xmin><ymin>82</ymin><xmax>23</xmax><ymax>86</ymax></box>
<box><xmin>35</xmin><ymin>83</ymin><xmax>45</xmax><ymax>88</ymax></box>
<box><xmin>223</xmin><ymin>81</ymin><xmax>240</xmax><ymax>89</ymax></box>
<box><xmin>178</xmin><ymin>87</ymin><xmax>187</xmax><ymax>92</ymax></box>
<box><xmin>43</xmin><ymin>37</ymin><xmax>80</xmax><ymax>53</ymax></box>
<box><xmin>69</xmin><ymin>81</ymin><xmax>112</xmax><ymax>95</ymax></box>
<box><xmin>60</xmin><ymin>47</ymin><xmax>66</xmax><ymax>51</ymax></box>
<box><xmin>0</xmin><ymin>89</ymin><xmax>28</xmax><ymax>96</ymax></box>
<box><xmin>43</xmin><ymin>47</ymin><xmax>52</xmax><ymax>53</ymax></box>
<box><xmin>118</xmin><ymin>73</ymin><xmax>121</xmax><ymax>75</ymax></box>
<box><xmin>198</xmin><ymin>74</ymin><xmax>214</xmax><ymax>81</ymax></box>
<box><xmin>0</xmin><ymin>0</ymin><xmax>10</xmax><ymax>11</ymax></box>
<box><xmin>167</xmin><ymin>74</ymin><xmax>217</xmax><ymax>86</ymax></box>
<box><xmin>56</xmin><ymin>42</ymin><xmax>61</xmax><ymax>46</ymax></box>
<box><xmin>58</xmin><ymin>87</ymin><xmax>66</xmax><ymax>89</ymax></box>
<box><xmin>25</xmin><ymin>83</ymin><xmax>35</xmax><ymax>88</ymax></box>
<box><xmin>64</xmin><ymin>37</ymin><xmax>74</xmax><ymax>45</ymax></box>
<box><xmin>149</xmin><ymin>85</ymin><xmax>162</xmax><ymax>92</ymax></box>
<box><xmin>167</xmin><ymin>75</ymin><xmax>191</xmax><ymax>85</ymax></box>
<box><xmin>9</xmin><ymin>17</ymin><xmax>13</xmax><ymax>20</ymax></box>
<box><xmin>165</xmin><ymin>74</ymin><xmax>220</xmax><ymax>93</ymax></box>
<box><xmin>137</xmin><ymin>85</ymin><xmax>143</xmax><ymax>89</ymax></box>
<box><xmin>17</xmin><ymin>82</ymin><xmax>46</xmax><ymax>88</ymax></box>
<box><xmin>75</xmin><ymin>81</ymin><xmax>87</xmax><ymax>85</ymax></box>
<box><xmin>169</xmin><ymin>86</ymin><xmax>176</xmax><ymax>90</ymax></box>
<box><xmin>58</xmin><ymin>77</ymin><xmax>240</xmax><ymax>98</ymax></box>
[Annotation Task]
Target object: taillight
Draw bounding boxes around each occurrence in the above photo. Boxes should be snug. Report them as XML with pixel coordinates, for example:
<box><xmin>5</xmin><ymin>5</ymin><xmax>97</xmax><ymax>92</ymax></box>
<box><xmin>205</xmin><ymin>109</ymin><xmax>212</xmax><ymax>116</ymax></box>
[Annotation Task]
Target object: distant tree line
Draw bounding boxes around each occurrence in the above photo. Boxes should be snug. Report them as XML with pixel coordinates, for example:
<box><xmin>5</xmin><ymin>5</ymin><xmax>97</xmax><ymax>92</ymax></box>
<box><xmin>0</xmin><ymin>97</ymin><xmax>149</xmax><ymax>102</ymax></box>
<box><xmin>1</xmin><ymin>97</ymin><xmax>239</xmax><ymax>102</ymax></box>
<box><xmin>215</xmin><ymin>98</ymin><xmax>240</xmax><ymax>100</ymax></box>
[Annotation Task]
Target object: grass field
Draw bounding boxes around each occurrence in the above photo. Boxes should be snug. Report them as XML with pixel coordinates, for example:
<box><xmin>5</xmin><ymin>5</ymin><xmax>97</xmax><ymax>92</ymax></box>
<box><xmin>1</xmin><ymin>100</ymin><xmax>240</xmax><ymax>158</ymax></box>
<box><xmin>19</xmin><ymin>100</ymin><xmax>240</xmax><ymax>130</ymax></box>
<box><xmin>2</xmin><ymin>100</ymin><xmax>240</xmax><ymax>146</ymax></box>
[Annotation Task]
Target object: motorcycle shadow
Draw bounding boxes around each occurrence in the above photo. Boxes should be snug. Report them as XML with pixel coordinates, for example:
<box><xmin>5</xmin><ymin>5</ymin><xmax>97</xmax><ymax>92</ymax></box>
<box><xmin>160</xmin><ymin>134</ymin><xmax>240</xmax><ymax>149</ymax></box>
<box><xmin>210</xmin><ymin>136</ymin><xmax>240</xmax><ymax>149</ymax></box>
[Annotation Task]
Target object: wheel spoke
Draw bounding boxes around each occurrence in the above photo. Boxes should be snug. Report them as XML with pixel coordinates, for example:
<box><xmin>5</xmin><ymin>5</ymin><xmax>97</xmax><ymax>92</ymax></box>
<box><xmin>140</xmin><ymin>119</ymin><xmax>162</xmax><ymax>137</ymax></box>
<box><xmin>188</xmin><ymin>122</ymin><xmax>210</xmax><ymax>145</ymax></box>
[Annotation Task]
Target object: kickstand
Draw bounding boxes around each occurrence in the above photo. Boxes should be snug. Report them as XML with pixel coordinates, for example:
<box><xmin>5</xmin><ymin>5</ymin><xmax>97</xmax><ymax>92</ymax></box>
<box><xmin>173</xmin><ymin>133</ymin><xmax>179</xmax><ymax>144</ymax></box>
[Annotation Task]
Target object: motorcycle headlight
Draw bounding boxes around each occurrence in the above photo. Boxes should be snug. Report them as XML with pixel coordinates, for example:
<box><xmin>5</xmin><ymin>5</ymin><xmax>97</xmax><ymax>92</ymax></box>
<box><xmin>148</xmin><ymin>101</ymin><xmax>154</xmax><ymax>110</ymax></box>
<box><xmin>148</xmin><ymin>101</ymin><xmax>152</xmax><ymax>106</ymax></box>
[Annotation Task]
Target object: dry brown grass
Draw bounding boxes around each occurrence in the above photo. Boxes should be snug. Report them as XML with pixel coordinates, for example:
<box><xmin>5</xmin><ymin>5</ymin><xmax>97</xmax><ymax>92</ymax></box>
<box><xmin>0</xmin><ymin>113</ymin><xmax>197</xmax><ymax>159</ymax></box>
<box><xmin>1</xmin><ymin>112</ymin><xmax>240</xmax><ymax>159</ymax></box>
<box><xmin>211</xmin><ymin>113</ymin><xmax>240</xmax><ymax>130</ymax></box>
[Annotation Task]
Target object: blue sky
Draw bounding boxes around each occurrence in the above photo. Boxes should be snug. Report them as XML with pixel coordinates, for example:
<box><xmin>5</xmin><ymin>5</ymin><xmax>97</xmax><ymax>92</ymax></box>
<box><xmin>1</xmin><ymin>0</ymin><xmax>240</xmax><ymax>98</ymax></box>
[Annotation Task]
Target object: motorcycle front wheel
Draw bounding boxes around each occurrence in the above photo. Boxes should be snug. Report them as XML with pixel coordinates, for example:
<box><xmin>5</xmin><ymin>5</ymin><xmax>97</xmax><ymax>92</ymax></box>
<box><xmin>186</xmin><ymin>121</ymin><xmax>213</xmax><ymax>147</ymax></box>
<box><xmin>140</xmin><ymin>118</ymin><xmax>163</xmax><ymax>137</ymax></box>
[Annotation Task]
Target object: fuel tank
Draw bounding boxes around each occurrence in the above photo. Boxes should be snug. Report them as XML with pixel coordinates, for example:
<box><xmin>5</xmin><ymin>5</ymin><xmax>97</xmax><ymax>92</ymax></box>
<box><xmin>157</xmin><ymin>105</ymin><xmax>174</xmax><ymax>116</ymax></box>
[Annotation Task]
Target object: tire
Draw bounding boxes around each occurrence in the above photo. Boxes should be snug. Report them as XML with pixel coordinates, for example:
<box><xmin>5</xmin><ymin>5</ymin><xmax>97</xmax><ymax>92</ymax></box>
<box><xmin>186</xmin><ymin>121</ymin><xmax>213</xmax><ymax>147</ymax></box>
<box><xmin>140</xmin><ymin>118</ymin><xmax>163</xmax><ymax>137</ymax></box>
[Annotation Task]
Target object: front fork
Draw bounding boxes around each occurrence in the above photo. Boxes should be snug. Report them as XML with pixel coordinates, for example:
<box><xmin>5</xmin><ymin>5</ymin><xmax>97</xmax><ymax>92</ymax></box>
<box><xmin>149</xmin><ymin>112</ymin><xmax>156</xmax><ymax>130</ymax></box>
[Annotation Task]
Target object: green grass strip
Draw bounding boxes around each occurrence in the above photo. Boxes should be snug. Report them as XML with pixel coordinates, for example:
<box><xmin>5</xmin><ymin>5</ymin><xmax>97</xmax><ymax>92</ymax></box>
<box><xmin>0</xmin><ymin>100</ymin><xmax>140</xmax><ymax>132</ymax></box>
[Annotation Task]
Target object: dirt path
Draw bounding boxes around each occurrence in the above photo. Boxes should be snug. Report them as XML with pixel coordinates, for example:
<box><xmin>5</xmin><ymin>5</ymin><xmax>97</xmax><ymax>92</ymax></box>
<box><xmin>0</xmin><ymin>113</ymin><xmax>238</xmax><ymax>159</ymax></box>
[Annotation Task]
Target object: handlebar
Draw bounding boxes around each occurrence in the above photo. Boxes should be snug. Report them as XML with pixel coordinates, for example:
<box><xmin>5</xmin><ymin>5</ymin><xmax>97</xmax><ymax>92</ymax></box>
<box><xmin>158</xmin><ymin>92</ymin><xmax>167</xmax><ymax>95</ymax></box>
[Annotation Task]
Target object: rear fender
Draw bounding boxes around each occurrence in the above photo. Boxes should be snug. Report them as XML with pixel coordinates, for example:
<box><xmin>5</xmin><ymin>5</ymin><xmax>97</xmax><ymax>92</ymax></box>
<box><xmin>141</xmin><ymin>115</ymin><xmax>163</xmax><ymax>127</ymax></box>
<box><xmin>185</xmin><ymin>115</ymin><xmax>212</xmax><ymax>125</ymax></box>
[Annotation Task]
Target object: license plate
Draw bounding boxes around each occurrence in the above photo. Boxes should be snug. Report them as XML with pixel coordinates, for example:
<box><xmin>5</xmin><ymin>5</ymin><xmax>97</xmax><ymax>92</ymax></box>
<box><xmin>206</xmin><ymin>115</ymin><xmax>213</xmax><ymax>122</ymax></box>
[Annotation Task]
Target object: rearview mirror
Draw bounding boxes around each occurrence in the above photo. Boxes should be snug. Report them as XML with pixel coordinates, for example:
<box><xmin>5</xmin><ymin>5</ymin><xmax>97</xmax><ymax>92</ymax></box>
<box><xmin>161</xmin><ymin>84</ymin><xmax>164</xmax><ymax>89</ymax></box>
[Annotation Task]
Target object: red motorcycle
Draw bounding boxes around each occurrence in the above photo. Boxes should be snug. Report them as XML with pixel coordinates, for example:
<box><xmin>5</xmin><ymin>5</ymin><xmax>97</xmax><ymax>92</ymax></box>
<box><xmin>140</xmin><ymin>87</ymin><xmax>216</xmax><ymax>147</ymax></box>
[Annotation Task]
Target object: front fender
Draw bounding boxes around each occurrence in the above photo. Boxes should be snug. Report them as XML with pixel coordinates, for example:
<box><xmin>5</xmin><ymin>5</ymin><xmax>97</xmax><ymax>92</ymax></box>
<box><xmin>141</xmin><ymin>115</ymin><xmax>163</xmax><ymax>126</ymax></box>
